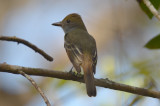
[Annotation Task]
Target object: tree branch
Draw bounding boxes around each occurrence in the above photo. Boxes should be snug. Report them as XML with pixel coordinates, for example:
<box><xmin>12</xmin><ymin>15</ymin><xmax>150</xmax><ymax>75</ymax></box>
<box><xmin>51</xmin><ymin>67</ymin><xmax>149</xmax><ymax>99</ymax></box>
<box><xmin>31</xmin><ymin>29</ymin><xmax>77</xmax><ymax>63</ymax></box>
<box><xmin>0</xmin><ymin>36</ymin><xmax>53</xmax><ymax>61</ymax></box>
<box><xmin>18</xmin><ymin>70</ymin><xmax>51</xmax><ymax>106</ymax></box>
<box><xmin>143</xmin><ymin>0</ymin><xmax>160</xmax><ymax>21</ymax></box>
<box><xmin>0</xmin><ymin>63</ymin><xmax>160</xmax><ymax>98</ymax></box>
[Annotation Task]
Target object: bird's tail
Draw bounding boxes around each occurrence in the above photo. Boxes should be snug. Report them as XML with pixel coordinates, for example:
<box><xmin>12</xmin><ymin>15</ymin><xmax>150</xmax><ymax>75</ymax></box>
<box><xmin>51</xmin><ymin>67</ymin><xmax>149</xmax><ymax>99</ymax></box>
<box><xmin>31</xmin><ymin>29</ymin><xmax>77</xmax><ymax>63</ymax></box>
<box><xmin>82</xmin><ymin>56</ymin><xmax>96</xmax><ymax>97</ymax></box>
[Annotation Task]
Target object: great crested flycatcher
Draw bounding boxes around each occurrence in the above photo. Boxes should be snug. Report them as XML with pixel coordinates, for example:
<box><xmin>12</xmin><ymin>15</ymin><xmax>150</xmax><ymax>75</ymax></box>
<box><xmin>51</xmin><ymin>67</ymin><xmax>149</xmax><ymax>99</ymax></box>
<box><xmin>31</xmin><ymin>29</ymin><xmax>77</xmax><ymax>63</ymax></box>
<box><xmin>52</xmin><ymin>13</ymin><xmax>97</xmax><ymax>97</ymax></box>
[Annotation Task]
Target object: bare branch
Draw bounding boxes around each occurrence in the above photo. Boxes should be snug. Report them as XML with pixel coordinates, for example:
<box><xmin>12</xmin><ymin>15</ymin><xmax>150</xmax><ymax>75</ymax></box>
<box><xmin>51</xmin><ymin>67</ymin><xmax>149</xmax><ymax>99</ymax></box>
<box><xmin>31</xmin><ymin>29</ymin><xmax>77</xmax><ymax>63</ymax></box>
<box><xmin>0</xmin><ymin>36</ymin><xmax>53</xmax><ymax>61</ymax></box>
<box><xmin>143</xmin><ymin>0</ymin><xmax>160</xmax><ymax>21</ymax></box>
<box><xmin>0</xmin><ymin>63</ymin><xmax>160</xmax><ymax>98</ymax></box>
<box><xmin>18</xmin><ymin>70</ymin><xmax>51</xmax><ymax>106</ymax></box>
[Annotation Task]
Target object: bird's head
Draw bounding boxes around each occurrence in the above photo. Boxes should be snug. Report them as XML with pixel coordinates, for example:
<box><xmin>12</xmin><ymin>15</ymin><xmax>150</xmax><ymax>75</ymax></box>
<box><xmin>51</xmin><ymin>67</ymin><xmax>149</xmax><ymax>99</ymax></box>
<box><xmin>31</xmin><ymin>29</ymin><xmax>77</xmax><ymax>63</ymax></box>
<box><xmin>52</xmin><ymin>13</ymin><xmax>87</xmax><ymax>33</ymax></box>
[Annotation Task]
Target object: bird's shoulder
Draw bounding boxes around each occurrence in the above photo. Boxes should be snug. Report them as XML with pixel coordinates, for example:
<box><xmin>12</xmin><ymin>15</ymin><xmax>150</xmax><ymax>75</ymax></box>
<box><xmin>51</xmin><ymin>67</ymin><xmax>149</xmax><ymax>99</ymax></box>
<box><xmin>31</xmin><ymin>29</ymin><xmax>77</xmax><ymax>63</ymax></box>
<box><xmin>65</xmin><ymin>29</ymin><xmax>95</xmax><ymax>43</ymax></box>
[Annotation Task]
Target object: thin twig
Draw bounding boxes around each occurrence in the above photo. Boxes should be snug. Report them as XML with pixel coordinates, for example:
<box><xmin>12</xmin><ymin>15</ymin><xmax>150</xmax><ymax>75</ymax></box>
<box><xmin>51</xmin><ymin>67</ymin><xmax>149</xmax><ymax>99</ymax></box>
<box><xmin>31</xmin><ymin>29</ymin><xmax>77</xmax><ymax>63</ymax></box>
<box><xmin>0</xmin><ymin>63</ymin><xmax>160</xmax><ymax>99</ymax></box>
<box><xmin>143</xmin><ymin>0</ymin><xmax>160</xmax><ymax>21</ymax></box>
<box><xmin>18</xmin><ymin>70</ymin><xmax>51</xmax><ymax>106</ymax></box>
<box><xmin>0</xmin><ymin>36</ymin><xmax>53</xmax><ymax>61</ymax></box>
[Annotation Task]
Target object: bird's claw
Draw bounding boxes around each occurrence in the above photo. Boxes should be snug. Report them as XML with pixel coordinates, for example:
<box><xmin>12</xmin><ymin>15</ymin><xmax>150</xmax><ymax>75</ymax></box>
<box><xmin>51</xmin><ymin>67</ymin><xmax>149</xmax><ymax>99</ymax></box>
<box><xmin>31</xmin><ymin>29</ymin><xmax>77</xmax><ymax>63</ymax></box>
<box><xmin>69</xmin><ymin>71</ymin><xmax>82</xmax><ymax>78</ymax></box>
<box><xmin>76</xmin><ymin>72</ymin><xmax>83</xmax><ymax>77</ymax></box>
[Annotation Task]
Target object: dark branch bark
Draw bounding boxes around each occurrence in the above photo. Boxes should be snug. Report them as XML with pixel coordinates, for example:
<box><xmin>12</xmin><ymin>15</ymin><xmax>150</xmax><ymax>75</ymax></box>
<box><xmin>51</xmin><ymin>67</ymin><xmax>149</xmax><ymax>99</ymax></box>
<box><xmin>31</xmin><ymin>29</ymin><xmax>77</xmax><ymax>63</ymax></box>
<box><xmin>0</xmin><ymin>36</ymin><xmax>53</xmax><ymax>61</ymax></box>
<box><xmin>0</xmin><ymin>63</ymin><xmax>160</xmax><ymax>99</ymax></box>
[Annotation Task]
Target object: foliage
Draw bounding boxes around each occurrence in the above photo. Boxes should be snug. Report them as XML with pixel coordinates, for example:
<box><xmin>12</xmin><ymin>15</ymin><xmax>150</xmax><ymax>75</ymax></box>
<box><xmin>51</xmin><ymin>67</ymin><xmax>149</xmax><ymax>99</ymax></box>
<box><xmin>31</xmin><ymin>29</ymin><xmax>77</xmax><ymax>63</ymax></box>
<box><xmin>145</xmin><ymin>34</ymin><xmax>160</xmax><ymax>49</ymax></box>
<box><xmin>138</xmin><ymin>0</ymin><xmax>160</xmax><ymax>50</ymax></box>
<box><xmin>137</xmin><ymin>0</ymin><xmax>160</xmax><ymax>19</ymax></box>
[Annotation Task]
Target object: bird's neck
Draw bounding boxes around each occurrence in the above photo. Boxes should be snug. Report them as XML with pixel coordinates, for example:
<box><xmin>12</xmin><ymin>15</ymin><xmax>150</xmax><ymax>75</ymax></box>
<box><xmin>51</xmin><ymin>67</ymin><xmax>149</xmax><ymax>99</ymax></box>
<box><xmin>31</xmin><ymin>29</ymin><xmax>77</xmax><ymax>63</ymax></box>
<box><xmin>63</xmin><ymin>26</ymin><xmax>87</xmax><ymax>34</ymax></box>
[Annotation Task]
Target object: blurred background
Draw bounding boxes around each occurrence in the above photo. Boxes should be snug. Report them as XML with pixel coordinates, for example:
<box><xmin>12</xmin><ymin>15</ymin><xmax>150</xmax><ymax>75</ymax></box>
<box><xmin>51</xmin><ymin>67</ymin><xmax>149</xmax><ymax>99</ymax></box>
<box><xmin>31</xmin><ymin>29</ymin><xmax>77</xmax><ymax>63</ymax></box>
<box><xmin>0</xmin><ymin>0</ymin><xmax>160</xmax><ymax>106</ymax></box>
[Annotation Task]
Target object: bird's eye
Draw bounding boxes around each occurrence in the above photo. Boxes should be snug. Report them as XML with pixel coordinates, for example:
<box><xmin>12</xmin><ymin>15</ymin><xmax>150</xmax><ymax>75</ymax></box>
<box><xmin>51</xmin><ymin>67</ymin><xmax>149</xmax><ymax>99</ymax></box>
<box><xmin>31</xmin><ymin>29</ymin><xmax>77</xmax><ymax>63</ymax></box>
<box><xmin>66</xmin><ymin>19</ymin><xmax>70</xmax><ymax>23</ymax></box>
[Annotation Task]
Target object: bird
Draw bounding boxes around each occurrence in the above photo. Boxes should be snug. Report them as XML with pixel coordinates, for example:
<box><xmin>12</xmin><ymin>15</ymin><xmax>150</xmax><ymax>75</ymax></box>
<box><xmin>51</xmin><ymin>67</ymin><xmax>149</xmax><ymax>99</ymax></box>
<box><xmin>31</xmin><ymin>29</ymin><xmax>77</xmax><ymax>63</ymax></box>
<box><xmin>52</xmin><ymin>13</ymin><xmax>97</xmax><ymax>97</ymax></box>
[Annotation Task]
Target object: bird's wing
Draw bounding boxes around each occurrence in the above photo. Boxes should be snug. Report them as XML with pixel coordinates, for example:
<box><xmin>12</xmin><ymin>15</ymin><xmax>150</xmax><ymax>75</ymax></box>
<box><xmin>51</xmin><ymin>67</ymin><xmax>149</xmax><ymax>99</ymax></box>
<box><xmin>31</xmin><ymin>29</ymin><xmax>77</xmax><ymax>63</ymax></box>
<box><xmin>64</xmin><ymin>33</ymin><xmax>83</xmax><ymax>72</ymax></box>
<box><xmin>92</xmin><ymin>48</ymin><xmax>97</xmax><ymax>74</ymax></box>
<box><xmin>64</xmin><ymin>33</ymin><xmax>97</xmax><ymax>74</ymax></box>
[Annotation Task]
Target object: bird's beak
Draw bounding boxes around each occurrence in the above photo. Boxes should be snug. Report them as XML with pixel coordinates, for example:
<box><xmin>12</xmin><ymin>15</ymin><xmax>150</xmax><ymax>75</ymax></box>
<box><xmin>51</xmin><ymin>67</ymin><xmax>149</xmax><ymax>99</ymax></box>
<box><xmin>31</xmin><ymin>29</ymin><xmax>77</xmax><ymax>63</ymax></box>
<box><xmin>52</xmin><ymin>21</ymin><xmax>62</xmax><ymax>27</ymax></box>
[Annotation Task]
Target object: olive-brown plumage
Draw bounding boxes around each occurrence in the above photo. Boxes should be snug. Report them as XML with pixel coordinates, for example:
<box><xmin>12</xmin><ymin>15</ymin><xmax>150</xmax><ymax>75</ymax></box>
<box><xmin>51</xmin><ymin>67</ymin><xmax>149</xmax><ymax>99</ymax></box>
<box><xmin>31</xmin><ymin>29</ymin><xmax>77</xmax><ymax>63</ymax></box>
<box><xmin>52</xmin><ymin>13</ymin><xmax>97</xmax><ymax>97</ymax></box>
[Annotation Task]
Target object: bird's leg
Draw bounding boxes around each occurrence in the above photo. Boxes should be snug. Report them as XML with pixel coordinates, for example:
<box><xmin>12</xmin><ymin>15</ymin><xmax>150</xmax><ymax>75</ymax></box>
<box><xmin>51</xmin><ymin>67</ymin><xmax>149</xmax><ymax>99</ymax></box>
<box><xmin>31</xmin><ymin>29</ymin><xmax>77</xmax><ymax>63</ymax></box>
<box><xmin>69</xmin><ymin>67</ymin><xmax>77</xmax><ymax>76</ymax></box>
<box><xmin>69</xmin><ymin>66</ymin><xmax>83</xmax><ymax>77</ymax></box>
<box><xmin>69</xmin><ymin>66</ymin><xmax>74</xmax><ymax>73</ymax></box>
<box><xmin>74</xmin><ymin>66</ymin><xmax>83</xmax><ymax>77</ymax></box>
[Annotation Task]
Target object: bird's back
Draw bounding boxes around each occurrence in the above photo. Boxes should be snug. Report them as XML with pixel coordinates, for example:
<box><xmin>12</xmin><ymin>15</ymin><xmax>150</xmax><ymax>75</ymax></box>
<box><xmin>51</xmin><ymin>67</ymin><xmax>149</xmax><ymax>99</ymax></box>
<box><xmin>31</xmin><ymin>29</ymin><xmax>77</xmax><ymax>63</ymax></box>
<box><xmin>66</xmin><ymin>29</ymin><xmax>96</xmax><ymax>55</ymax></box>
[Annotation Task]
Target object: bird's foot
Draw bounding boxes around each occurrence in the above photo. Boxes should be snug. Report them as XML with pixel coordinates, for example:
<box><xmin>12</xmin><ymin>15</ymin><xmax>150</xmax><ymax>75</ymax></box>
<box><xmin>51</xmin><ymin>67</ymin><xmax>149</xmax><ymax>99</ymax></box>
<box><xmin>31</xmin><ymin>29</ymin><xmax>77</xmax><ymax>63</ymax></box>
<box><xmin>69</xmin><ymin>71</ymin><xmax>83</xmax><ymax>78</ymax></box>
<box><xmin>76</xmin><ymin>72</ymin><xmax>83</xmax><ymax>78</ymax></box>
<box><xmin>69</xmin><ymin>66</ymin><xmax>83</xmax><ymax>77</ymax></box>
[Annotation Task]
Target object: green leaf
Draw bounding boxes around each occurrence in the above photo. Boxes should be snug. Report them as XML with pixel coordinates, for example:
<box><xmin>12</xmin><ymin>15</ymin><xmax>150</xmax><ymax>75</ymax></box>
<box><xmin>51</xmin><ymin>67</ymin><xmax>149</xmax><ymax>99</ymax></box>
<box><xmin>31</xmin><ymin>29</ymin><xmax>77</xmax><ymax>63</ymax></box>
<box><xmin>150</xmin><ymin>0</ymin><xmax>160</xmax><ymax>9</ymax></box>
<box><xmin>145</xmin><ymin>34</ymin><xmax>160</xmax><ymax>49</ymax></box>
<box><xmin>137</xmin><ymin>0</ymin><xmax>160</xmax><ymax>19</ymax></box>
